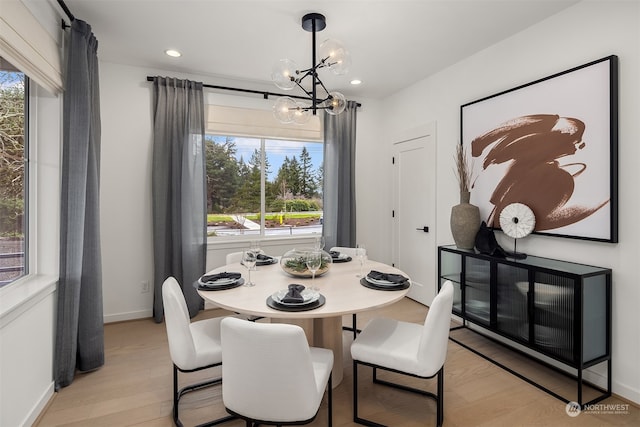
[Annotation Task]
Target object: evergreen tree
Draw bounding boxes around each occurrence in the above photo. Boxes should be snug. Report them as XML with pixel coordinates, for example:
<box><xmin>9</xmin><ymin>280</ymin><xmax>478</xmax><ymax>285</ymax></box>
<box><xmin>231</xmin><ymin>149</ymin><xmax>261</xmax><ymax>212</ymax></box>
<box><xmin>274</xmin><ymin>156</ymin><xmax>292</xmax><ymax>199</ymax></box>
<box><xmin>205</xmin><ymin>136</ymin><xmax>240</xmax><ymax>213</ymax></box>
<box><xmin>315</xmin><ymin>164</ymin><xmax>324</xmax><ymax>198</ymax></box>
<box><xmin>288</xmin><ymin>156</ymin><xmax>301</xmax><ymax>196</ymax></box>
<box><xmin>299</xmin><ymin>146</ymin><xmax>316</xmax><ymax>198</ymax></box>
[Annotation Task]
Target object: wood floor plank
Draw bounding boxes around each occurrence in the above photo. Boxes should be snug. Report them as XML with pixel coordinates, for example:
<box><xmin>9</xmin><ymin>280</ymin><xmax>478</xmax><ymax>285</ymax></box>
<box><xmin>34</xmin><ymin>298</ymin><xmax>638</xmax><ymax>427</ymax></box>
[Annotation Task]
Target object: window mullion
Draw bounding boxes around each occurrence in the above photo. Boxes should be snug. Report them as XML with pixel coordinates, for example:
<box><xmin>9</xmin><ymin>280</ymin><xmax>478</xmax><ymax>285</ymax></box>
<box><xmin>260</xmin><ymin>138</ymin><xmax>266</xmax><ymax>236</ymax></box>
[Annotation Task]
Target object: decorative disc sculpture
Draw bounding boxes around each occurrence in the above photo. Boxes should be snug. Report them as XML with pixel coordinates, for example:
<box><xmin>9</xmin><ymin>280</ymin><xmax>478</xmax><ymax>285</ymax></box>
<box><xmin>499</xmin><ymin>203</ymin><xmax>535</xmax><ymax>259</ymax></box>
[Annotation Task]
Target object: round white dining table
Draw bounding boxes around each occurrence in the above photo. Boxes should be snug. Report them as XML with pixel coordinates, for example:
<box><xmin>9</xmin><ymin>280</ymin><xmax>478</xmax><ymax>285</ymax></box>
<box><xmin>197</xmin><ymin>257</ymin><xmax>411</xmax><ymax>386</ymax></box>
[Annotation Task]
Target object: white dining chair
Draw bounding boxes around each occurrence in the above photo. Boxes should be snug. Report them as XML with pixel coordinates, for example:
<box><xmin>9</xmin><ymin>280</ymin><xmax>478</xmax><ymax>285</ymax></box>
<box><xmin>225</xmin><ymin>251</ymin><xmax>243</xmax><ymax>264</ymax></box>
<box><xmin>221</xmin><ymin>316</ymin><xmax>334</xmax><ymax>426</ymax></box>
<box><xmin>330</xmin><ymin>246</ymin><xmax>363</xmax><ymax>339</ymax></box>
<box><xmin>351</xmin><ymin>280</ymin><xmax>454</xmax><ymax>427</ymax></box>
<box><xmin>162</xmin><ymin>277</ymin><xmax>236</xmax><ymax>427</ymax></box>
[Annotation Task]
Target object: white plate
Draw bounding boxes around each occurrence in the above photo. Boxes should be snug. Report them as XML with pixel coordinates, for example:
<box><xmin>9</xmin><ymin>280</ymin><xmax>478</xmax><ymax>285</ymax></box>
<box><xmin>365</xmin><ymin>276</ymin><xmax>406</xmax><ymax>286</ymax></box>
<box><xmin>272</xmin><ymin>288</ymin><xmax>320</xmax><ymax>306</ymax></box>
<box><xmin>200</xmin><ymin>277</ymin><xmax>237</xmax><ymax>286</ymax></box>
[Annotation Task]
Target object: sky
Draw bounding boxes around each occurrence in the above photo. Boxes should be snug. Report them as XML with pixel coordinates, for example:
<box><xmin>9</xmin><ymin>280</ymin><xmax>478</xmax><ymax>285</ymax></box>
<box><xmin>209</xmin><ymin>136</ymin><xmax>323</xmax><ymax>181</ymax></box>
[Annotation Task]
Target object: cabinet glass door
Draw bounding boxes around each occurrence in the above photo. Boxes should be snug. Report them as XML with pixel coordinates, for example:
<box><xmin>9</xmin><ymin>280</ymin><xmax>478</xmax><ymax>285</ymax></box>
<box><xmin>440</xmin><ymin>250</ymin><xmax>462</xmax><ymax>314</ymax></box>
<box><xmin>496</xmin><ymin>264</ymin><xmax>529</xmax><ymax>342</ymax></box>
<box><xmin>534</xmin><ymin>272</ymin><xmax>574</xmax><ymax>363</ymax></box>
<box><xmin>464</xmin><ymin>257</ymin><xmax>490</xmax><ymax>324</ymax></box>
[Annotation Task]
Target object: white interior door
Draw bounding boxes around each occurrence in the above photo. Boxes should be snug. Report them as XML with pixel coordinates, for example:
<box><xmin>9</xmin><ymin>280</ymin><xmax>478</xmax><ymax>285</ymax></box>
<box><xmin>392</xmin><ymin>124</ymin><xmax>437</xmax><ymax>306</ymax></box>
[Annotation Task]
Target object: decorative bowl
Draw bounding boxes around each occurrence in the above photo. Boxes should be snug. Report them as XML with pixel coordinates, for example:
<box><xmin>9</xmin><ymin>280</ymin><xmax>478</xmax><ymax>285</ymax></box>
<box><xmin>279</xmin><ymin>248</ymin><xmax>333</xmax><ymax>278</ymax></box>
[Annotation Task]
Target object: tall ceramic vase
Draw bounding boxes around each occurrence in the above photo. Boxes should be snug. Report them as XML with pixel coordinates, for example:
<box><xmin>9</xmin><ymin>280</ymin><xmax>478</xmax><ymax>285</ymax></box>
<box><xmin>450</xmin><ymin>191</ymin><xmax>481</xmax><ymax>250</ymax></box>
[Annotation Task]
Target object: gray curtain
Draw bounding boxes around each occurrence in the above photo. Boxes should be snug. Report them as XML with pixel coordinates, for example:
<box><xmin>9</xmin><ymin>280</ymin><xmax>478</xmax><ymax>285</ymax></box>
<box><xmin>323</xmin><ymin>101</ymin><xmax>358</xmax><ymax>249</ymax></box>
<box><xmin>55</xmin><ymin>19</ymin><xmax>103</xmax><ymax>390</ymax></box>
<box><xmin>151</xmin><ymin>77</ymin><xmax>206</xmax><ymax>322</ymax></box>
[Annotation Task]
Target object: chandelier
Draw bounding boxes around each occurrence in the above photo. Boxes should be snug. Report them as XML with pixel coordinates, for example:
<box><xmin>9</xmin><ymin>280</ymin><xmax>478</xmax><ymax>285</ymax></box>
<box><xmin>271</xmin><ymin>13</ymin><xmax>351</xmax><ymax>124</ymax></box>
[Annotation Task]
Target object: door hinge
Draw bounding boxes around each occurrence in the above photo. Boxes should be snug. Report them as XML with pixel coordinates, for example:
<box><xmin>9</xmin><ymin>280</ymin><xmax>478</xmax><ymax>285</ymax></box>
<box><xmin>392</xmin><ymin>210</ymin><xmax>395</xmax><ymax>218</ymax></box>
<box><xmin>392</xmin><ymin>156</ymin><xmax>395</xmax><ymax>164</ymax></box>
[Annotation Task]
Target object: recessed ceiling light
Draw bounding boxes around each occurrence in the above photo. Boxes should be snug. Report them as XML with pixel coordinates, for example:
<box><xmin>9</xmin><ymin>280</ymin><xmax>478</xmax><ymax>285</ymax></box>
<box><xmin>350</xmin><ymin>79</ymin><xmax>362</xmax><ymax>85</ymax></box>
<box><xmin>165</xmin><ymin>49</ymin><xmax>181</xmax><ymax>58</ymax></box>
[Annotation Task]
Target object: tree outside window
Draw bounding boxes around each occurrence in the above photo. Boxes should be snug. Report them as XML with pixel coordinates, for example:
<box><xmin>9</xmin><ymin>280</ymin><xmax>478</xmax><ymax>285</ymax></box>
<box><xmin>206</xmin><ymin>136</ymin><xmax>323</xmax><ymax>237</ymax></box>
<box><xmin>0</xmin><ymin>60</ymin><xmax>27</xmax><ymax>286</ymax></box>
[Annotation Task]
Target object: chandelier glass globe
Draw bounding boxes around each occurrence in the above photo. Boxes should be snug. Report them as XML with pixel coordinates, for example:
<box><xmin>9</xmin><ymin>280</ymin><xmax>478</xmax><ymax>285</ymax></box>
<box><xmin>292</xmin><ymin>102</ymin><xmax>311</xmax><ymax>124</ymax></box>
<box><xmin>319</xmin><ymin>39</ymin><xmax>351</xmax><ymax>75</ymax></box>
<box><xmin>273</xmin><ymin>96</ymin><xmax>298</xmax><ymax>123</ymax></box>
<box><xmin>271</xmin><ymin>59</ymin><xmax>298</xmax><ymax>90</ymax></box>
<box><xmin>324</xmin><ymin>91</ymin><xmax>346</xmax><ymax>115</ymax></box>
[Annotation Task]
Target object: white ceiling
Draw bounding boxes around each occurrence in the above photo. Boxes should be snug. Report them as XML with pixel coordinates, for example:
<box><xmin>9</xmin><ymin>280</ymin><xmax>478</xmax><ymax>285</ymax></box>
<box><xmin>63</xmin><ymin>0</ymin><xmax>579</xmax><ymax>99</ymax></box>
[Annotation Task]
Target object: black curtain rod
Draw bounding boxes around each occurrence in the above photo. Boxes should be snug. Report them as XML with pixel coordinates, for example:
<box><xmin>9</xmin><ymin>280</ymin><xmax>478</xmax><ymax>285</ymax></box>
<box><xmin>145</xmin><ymin>76</ymin><xmax>361</xmax><ymax>107</ymax></box>
<box><xmin>57</xmin><ymin>0</ymin><xmax>75</xmax><ymax>29</ymax></box>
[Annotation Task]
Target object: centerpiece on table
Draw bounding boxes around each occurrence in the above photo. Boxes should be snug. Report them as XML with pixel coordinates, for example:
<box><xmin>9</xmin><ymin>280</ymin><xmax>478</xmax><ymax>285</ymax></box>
<box><xmin>279</xmin><ymin>248</ymin><xmax>333</xmax><ymax>278</ymax></box>
<box><xmin>450</xmin><ymin>143</ymin><xmax>481</xmax><ymax>249</ymax></box>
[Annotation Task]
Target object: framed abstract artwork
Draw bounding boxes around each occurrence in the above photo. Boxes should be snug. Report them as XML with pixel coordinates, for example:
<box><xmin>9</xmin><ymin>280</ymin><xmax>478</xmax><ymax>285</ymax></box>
<box><xmin>461</xmin><ymin>55</ymin><xmax>618</xmax><ymax>243</ymax></box>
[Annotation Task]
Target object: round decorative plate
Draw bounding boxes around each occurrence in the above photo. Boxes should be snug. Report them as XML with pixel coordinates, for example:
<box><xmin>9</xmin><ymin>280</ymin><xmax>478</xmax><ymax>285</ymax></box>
<box><xmin>499</xmin><ymin>203</ymin><xmax>536</xmax><ymax>239</ymax></box>
<box><xmin>271</xmin><ymin>288</ymin><xmax>320</xmax><ymax>306</ymax></box>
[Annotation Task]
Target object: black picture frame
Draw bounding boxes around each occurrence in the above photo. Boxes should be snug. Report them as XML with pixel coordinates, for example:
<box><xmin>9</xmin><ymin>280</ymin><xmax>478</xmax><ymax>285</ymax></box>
<box><xmin>460</xmin><ymin>55</ymin><xmax>618</xmax><ymax>243</ymax></box>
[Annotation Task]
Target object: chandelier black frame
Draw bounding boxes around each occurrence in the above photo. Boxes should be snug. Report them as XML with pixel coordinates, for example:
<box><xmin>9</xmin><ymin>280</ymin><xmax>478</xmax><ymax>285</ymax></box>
<box><xmin>272</xmin><ymin>13</ymin><xmax>350</xmax><ymax>123</ymax></box>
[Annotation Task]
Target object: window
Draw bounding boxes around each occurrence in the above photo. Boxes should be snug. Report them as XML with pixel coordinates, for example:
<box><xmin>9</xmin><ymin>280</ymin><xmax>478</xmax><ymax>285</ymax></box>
<box><xmin>0</xmin><ymin>58</ymin><xmax>28</xmax><ymax>287</ymax></box>
<box><xmin>206</xmin><ymin>135</ymin><xmax>323</xmax><ymax>237</ymax></box>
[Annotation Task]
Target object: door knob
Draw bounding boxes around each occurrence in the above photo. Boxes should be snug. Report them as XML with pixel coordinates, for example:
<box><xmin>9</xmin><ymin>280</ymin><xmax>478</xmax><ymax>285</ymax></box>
<box><xmin>416</xmin><ymin>226</ymin><xmax>429</xmax><ymax>232</ymax></box>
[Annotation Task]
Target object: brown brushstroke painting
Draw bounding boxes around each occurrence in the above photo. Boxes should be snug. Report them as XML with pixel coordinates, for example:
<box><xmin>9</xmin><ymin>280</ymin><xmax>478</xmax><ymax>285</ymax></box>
<box><xmin>471</xmin><ymin>114</ymin><xmax>609</xmax><ymax>231</ymax></box>
<box><xmin>460</xmin><ymin>55</ymin><xmax>617</xmax><ymax>242</ymax></box>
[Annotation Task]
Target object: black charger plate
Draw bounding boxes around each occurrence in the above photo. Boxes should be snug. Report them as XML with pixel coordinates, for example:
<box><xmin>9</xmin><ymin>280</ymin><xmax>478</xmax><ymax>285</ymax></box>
<box><xmin>266</xmin><ymin>295</ymin><xmax>326</xmax><ymax>312</ymax></box>
<box><xmin>359</xmin><ymin>277</ymin><xmax>410</xmax><ymax>291</ymax></box>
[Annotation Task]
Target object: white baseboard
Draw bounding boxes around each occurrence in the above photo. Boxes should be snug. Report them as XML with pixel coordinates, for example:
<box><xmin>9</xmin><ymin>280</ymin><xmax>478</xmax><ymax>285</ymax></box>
<box><xmin>612</xmin><ymin>381</ymin><xmax>640</xmax><ymax>405</ymax></box>
<box><xmin>104</xmin><ymin>309</ymin><xmax>152</xmax><ymax>323</ymax></box>
<box><xmin>23</xmin><ymin>381</ymin><xmax>54</xmax><ymax>427</ymax></box>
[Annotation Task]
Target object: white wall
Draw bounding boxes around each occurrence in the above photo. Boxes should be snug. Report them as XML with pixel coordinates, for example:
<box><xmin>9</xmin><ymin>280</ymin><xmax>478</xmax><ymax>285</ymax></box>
<box><xmin>376</xmin><ymin>0</ymin><xmax>639</xmax><ymax>403</ymax></box>
<box><xmin>99</xmin><ymin>62</ymin><xmax>155</xmax><ymax>321</ymax></box>
<box><xmin>98</xmin><ymin>61</ymin><xmax>384</xmax><ymax>321</ymax></box>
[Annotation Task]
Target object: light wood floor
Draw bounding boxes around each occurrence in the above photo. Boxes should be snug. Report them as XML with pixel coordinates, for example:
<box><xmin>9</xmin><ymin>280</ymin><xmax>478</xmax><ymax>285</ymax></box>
<box><xmin>35</xmin><ymin>298</ymin><xmax>638</xmax><ymax>427</ymax></box>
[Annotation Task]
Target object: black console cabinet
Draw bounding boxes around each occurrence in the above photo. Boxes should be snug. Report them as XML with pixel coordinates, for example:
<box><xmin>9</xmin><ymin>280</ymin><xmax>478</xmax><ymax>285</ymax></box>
<box><xmin>438</xmin><ymin>245</ymin><xmax>611</xmax><ymax>406</ymax></box>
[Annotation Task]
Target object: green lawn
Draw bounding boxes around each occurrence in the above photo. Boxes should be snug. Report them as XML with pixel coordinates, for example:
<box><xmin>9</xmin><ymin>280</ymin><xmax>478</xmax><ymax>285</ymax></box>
<box><xmin>207</xmin><ymin>212</ymin><xmax>321</xmax><ymax>223</ymax></box>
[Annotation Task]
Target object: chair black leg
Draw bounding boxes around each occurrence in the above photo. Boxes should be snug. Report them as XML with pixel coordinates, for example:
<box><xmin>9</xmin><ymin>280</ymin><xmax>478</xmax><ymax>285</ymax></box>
<box><xmin>352</xmin><ymin>361</ymin><xmax>444</xmax><ymax>427</ymax></box>
<box><xmin>172</xmin><ymin>364</ymin><xmax>236</xmax><ymax>427</ymax></box>
<box><xmin>173</xmin><ymin>365</ymin><xmax>180</xmax><ymax>425</ymax></box>
<box><xmin>342</xmin><ymin>314</ymin><xmax>361</xmax><ymax>338</ymax></box>
<box><xmin>353</xmin><ymin>360</ymin><xmax>358</xmax><ymax>422</ymax></box>
<box><xmin>437</xmin><ymin>368</ymin><xmax>444</xmax><ymax>427</ymax></box>
<box><xmin>352</xmin><ymin>314</ymin><xmax>357</xmax><ymax>339</ymax></box>
<box><xmin>328</xmin><ymin>373</ymin><xmax>333</xmax><ymax>427</ymax></box>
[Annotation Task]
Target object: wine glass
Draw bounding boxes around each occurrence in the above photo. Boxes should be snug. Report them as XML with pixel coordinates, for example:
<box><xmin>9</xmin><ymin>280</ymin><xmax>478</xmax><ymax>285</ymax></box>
<box><xmin>313</xmin><ymin>236</ymin><xmax>325</xmax><ymax>251</ymax></box>
<box><xmin>250</xmin><ymin>240</ymin><xmax>261</xmax><ymax>253</ymax></box>
<box><xmin>356</xmin><ymin>244</ymin><xmax>367</xmax><ymax>278</ymax></box>
<box><xmin>242</xmin><ymin>250</ymin><xmax>257</xmax><ymax>287</ymax></box>
<box><xmin>250</xmin><ymin>240</ymin><xmax>261</xmax><ymax>269</ymax></box>
<box><xmin>306</xmin><ymin>250</ymin><xmax>323</xmax><ymax>291</ymax></box>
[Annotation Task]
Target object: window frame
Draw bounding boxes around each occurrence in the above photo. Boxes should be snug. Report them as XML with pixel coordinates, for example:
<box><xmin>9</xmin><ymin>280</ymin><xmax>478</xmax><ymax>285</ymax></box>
<box><xmin>205</xmin><ymin>134</ymin><xmax>324</xmax><ymax>241</ymax></box>
<box><xmin>0</xmin><ymin>65</ymin><xmax>28</xmax><ymax>287</ymax></box>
